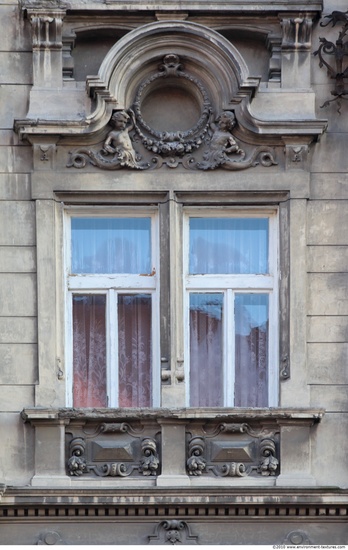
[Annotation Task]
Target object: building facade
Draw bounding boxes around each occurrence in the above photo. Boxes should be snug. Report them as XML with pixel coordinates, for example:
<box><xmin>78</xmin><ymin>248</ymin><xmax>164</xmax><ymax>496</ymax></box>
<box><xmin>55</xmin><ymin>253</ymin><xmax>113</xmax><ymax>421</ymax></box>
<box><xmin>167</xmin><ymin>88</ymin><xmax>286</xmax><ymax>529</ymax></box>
<box><xmin>0</xmin><ymin>0</ymin><xmax>347</xmax><ymax>544</ymax></box>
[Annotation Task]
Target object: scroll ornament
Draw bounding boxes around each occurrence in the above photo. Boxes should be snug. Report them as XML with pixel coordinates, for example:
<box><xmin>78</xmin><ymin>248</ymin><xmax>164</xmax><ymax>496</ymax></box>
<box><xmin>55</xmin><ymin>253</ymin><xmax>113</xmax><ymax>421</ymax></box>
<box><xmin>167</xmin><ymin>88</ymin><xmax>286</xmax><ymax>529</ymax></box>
<box><xmin>314</xmin><ymin>10</ymin><xmax>348</xmax><ymax>112</ymax></box>
<box><xmin>186</xmin><ymin>437</ymin><xmax>207</xmax><ymax>476</ymax></box>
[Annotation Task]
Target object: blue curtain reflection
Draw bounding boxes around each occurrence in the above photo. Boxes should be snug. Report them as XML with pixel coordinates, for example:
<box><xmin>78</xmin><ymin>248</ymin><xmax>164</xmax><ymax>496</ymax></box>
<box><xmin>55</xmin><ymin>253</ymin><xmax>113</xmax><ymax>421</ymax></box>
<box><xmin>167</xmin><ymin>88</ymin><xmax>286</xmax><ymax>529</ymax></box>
<box><xmin>71</xmin><ymin>217</ymin><xmax>151</xmax><ymax>274</ymax></box>
<box><xmin>189</xmin><ymin>217</ymin><xmax>269</xmax><ymax>274</ymax></box>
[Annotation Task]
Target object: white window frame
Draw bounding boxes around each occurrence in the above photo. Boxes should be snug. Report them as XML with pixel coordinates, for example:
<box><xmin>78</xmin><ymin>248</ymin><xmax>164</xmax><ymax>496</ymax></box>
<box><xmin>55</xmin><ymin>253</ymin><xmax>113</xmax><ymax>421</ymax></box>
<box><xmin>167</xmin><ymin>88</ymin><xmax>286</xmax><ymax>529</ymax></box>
<box><xmin>64</xmin><ymin>206</ymin><xmax>161</xmax><ymax>407</ymax></box>
<box><xmin>183</xmin><ymin>207</ymin><xmax>279</xmax><ymax>407</ymax></box>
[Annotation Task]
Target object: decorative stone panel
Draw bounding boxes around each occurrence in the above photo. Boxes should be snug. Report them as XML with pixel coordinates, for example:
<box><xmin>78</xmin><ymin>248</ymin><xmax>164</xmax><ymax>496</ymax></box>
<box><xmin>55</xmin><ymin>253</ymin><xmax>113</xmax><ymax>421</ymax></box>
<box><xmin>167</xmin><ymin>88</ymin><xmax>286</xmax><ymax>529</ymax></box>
<box><xmin>66</xmin><ymin>421</ymin><xmax>161</xmax><ymax>478</ymax></box>
<box><xmin>186</xmin><ymin>421</ymin><xmax>279</xmax><ymax>478</ymax></box>
<box><xmin>21</xmin><ymin>408</ymin><xmax>324</xmax><ymax>487</ymax></box>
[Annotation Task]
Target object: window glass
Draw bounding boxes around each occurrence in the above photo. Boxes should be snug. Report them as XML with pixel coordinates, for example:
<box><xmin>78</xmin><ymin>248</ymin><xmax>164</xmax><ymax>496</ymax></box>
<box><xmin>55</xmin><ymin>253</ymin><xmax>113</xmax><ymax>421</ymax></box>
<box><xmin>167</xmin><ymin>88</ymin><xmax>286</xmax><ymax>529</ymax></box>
<box><xmin>187</xmin><ymin>212</ymin><xmax>276</xmax><ymax>408</ymax></box>
<box><xmin>72</xmin><ymin>294</ymin><xmax>107</xmax><ymax>407</ymax></box>
<box><xmin>189</xmin><ymin>293</ymin><xmax>224</xmax><ymax>407</ymax></box>
<box><xmin>118</xmin><ymin>294</ymin><xmax>152</xmax><ymax>407</ymax></box>
<box><xmin>189</xmin><ymin>217</ymin><xmax>269</xmax><ymax>274</ymax></box>
<box><xmin>68</xmin><ymin>212</ymin><xmax>157</xmax><ymax>408</ymax></box>
<box><xmin>71</xmin><ymin>217</ymin><xmax>151</xmax><ymax>274</ymax></box>
<box><xmin>67</xmin><ymin>208</ymin><xmax>277</xmax><ymax>409</ymax></box>
<box><xmin>234</xmin><ymin>294</ymin><xmax>269</xmax><ymax>407</ymax></box>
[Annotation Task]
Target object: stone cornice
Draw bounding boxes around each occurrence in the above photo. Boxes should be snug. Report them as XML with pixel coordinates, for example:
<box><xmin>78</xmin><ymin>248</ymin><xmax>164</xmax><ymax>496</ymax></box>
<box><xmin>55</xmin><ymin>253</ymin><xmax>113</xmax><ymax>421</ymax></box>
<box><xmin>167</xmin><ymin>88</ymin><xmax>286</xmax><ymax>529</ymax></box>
<box><xmin>22</xmin><ymin>0</ymin><xmax>323</xmax><ymax>15</ymax></box>
<box><xmin>21</xmin><ymin>407</ymin><xmax>325</xmax><ymax>424</ymax></box>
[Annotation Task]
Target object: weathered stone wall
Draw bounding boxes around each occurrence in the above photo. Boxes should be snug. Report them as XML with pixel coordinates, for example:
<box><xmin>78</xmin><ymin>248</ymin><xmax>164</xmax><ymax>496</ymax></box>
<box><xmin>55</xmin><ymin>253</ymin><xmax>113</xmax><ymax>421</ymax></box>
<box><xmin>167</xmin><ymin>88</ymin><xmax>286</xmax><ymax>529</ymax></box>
<box><xmin>309</xmin><ymin>0</ymin><xmax>348</xmax><ymax>486</ymax></box>
<box><xmin>0</xmin><ymin>0</ymin><xmax>35</xmax><ymax>485</ymax></box>
<box><xmin>0</xmin><ymin>1</ymin><xmax>347</xmax><ymax>543</ymax></box>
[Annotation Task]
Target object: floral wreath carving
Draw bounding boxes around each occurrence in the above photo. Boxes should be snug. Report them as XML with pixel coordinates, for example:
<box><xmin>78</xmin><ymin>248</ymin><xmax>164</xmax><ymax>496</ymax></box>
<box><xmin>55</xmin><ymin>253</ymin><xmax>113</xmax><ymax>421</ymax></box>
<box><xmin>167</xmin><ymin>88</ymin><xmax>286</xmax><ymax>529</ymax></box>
<box><xmin>132</xmin><ymin>54</ymin><xmax>212</xmax><ymax>157</ymax></box>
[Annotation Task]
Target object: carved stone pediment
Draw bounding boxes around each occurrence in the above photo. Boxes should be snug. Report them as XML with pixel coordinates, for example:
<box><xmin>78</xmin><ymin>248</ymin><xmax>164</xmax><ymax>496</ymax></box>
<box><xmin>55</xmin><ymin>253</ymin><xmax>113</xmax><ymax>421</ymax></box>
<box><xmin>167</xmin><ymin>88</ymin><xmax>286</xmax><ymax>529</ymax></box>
<box><xmin>66</xmin><ymin>54</ymin><xmax>278</xmax><ymax>171</ymax></box>
<box><xmin>14</xmin><ymin>19</ymin><xmax>327</xmax><ymax>150</ymax></box>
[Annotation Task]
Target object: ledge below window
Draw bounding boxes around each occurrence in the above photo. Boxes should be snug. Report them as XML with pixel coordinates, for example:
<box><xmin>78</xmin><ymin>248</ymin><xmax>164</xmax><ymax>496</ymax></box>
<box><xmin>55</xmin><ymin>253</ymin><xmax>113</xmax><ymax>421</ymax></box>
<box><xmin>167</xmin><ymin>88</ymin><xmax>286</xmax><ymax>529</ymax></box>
<box><xmin>21</xmin><ymin>407</ymin><xmax>324</xmax><ymax>488</ymax></box>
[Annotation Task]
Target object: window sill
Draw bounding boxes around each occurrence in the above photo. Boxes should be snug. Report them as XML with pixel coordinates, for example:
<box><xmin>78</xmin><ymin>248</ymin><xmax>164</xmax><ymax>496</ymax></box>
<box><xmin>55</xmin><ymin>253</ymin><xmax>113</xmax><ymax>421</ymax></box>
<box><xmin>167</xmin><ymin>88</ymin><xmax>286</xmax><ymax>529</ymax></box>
<box><xmin>22</xmin><ymin>407</ymin><xmax>324</xmax><ymax>488</ymax></box>
<box><xmin>22</xmin><ymin>406</ymin><xmax>324</xmax><ymax>423</ymax></box>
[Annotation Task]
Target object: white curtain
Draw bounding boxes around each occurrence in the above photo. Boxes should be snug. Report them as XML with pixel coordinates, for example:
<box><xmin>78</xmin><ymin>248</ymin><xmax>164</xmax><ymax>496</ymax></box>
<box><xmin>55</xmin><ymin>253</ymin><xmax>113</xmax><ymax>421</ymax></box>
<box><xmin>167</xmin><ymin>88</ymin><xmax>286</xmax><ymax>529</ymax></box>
<box><xmin>189</xmin><ymin>217</ymin><xmax>269</xmax><ymax>274</ymax></box>
<box><xmin>71</xmin><ymin>217</ymin><xmax>151</xmax><ymax>274</ymax></box>
<box><xmin>118</xmin><ymin>294</ymin><xmax>152</xmax><ymax>407</ymax></box>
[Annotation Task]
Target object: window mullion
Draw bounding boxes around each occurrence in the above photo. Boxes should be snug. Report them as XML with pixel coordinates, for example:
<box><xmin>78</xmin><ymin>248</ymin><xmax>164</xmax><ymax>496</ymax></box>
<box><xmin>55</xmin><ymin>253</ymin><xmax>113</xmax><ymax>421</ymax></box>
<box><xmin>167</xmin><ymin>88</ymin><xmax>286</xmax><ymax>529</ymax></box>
<box><xmin>268</xmin><ymin>292</ymin><xmax>279</xmax><ymax>406</ymax></box>
<box><xmin>225</xmin><ymin>289</ymin><xmax>235</xmax><ymax>407</ymax></box>
<box><xmin>66</xmin><ymin>291</ymin><xmax>73</xmax><ymax>407</ymax></box>
<box><xmin>107</xmin><ymin>289</ymin><xmax>118</xmax><ymax>407</ymax></box>
<box><xmin>152</xmin><ymin>290</ymin><xmax>161</xmax><ymax>407</ymax></box>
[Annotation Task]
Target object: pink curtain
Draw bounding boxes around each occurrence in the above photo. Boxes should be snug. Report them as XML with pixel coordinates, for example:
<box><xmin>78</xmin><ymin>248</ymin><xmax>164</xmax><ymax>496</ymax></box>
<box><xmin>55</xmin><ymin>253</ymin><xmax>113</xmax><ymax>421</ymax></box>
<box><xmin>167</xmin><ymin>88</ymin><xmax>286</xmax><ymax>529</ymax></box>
<box><xmin>118</xmin><ymin>294</ymin><xmax>152</xmax><ymax>407</ymax></box>
<box><xmin>189</xmin><ymin>294</ymin><xmax>223</xmax><ymax>407</ymax></box>
<box><xmin>73</xmin><ymin>294</ymin><xmax>107</xmax><ymax>407</ymax></box>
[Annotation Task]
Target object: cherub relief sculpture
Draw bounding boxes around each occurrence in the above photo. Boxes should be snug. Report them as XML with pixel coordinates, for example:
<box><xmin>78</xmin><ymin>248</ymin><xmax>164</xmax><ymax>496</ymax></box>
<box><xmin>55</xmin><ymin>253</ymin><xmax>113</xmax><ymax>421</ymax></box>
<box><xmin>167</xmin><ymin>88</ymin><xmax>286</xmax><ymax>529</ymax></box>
<box><xmin>198</xmin><ymin>110</ymin><xmax>277</xmax><ymax>171</ymax></box>
<box><xmin>66</xmin><ymin>55</ymin><xmax>278</xmax><ymax>171</ymax></box>
<box><xmin>199</xmin><ymin>111</ymin><xmax>245</xmax><ymax>169</ymax></box>
<box><xmin>67</xmin><ymin>108</ymin><xmax>277</xmax><ymax>171</ymax></box>
<box><xmin>103</xmin><ymin>110</ymin><xmax>140</xmax><ymax>167</ymax></box>
<box><xmin>67</xmin><ymin>109</ymin><xmax>149</xmax><ymax>170</ymax></box>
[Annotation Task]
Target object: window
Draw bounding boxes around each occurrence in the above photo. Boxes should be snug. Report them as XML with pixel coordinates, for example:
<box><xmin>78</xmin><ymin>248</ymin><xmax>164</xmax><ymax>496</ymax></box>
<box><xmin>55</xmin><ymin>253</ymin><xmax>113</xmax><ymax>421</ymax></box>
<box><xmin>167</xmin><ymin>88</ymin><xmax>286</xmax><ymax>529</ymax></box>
<box><xmin>65</xmin><ymin>209</ymin><xmax>160</xmax><ymax>407</ymax></box>
<box><xmin>184</xmin><ymin>209</ymin><xmax>279</xmax><ymax>408</ymax></box>
<box><xmin>65</xmin><ymin>205</ymin><xmax>278</xmax><ymax>408</ymax></box>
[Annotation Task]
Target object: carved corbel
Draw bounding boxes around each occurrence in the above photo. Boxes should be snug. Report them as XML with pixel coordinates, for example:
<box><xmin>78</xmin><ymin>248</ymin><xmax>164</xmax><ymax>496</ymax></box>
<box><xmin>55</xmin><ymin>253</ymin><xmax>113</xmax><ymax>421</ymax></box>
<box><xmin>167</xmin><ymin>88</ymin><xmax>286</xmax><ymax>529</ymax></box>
<box><xmin>22</xmin><ymin>0</ymin><xmax>69</xmax><ymax>88</ymax></box>
<box><xmin>281</xmin><ymin>14</ymin><xmax>313</xmax><ymax>50</ymax></box>
<box><xmin>284</xmin><ymin>143</ymin><xmax>309</xmax><ymax>171</ymax></box>
<box><xmin>279</xmin><ymin>13</ymin><xmax>314</xmax><ymax>88</ymax></box>
<box><xmin>23</xmin><ymin>1</ymin><xmax>69</xmax><ymax>51</ymax></box>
